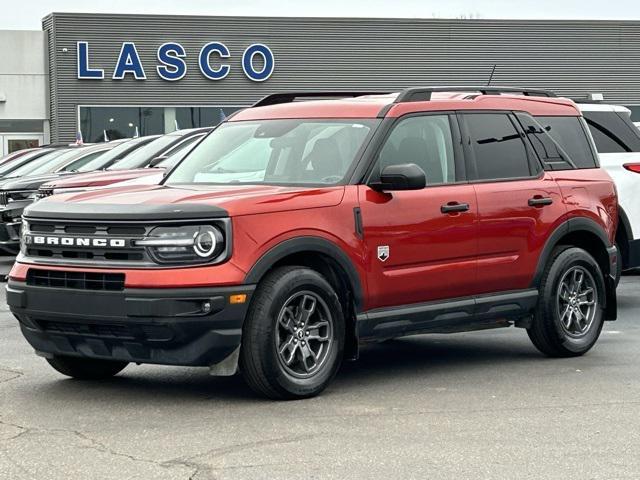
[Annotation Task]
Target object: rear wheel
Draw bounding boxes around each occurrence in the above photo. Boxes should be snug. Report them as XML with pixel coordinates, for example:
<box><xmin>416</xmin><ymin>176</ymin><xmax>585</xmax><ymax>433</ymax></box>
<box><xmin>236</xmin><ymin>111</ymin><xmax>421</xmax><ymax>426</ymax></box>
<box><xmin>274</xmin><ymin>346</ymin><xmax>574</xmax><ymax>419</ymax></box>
<box><xmin>527</xmin><ymin>247</ymin><xmax>605</xmax><ymax>357</ymax></box>
<box><xmin>46</xmin><ymin>356</ymin><xmax>128</xmax><ymax>380</ymax></box>
<box><xmin>240</xmin><ymin>267</ymin><xmax>345</xmax><ymax>400</ymax></box>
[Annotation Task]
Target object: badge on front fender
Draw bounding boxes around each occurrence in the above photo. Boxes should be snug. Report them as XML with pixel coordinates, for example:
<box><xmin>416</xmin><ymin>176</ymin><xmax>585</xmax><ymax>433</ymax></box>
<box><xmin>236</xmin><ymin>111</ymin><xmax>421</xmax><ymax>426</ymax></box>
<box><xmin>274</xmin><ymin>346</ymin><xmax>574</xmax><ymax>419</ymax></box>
<box><xmin>377</xmin><ymin>245</ymin><xmax>389</xmax><ymax>262</ymax></box>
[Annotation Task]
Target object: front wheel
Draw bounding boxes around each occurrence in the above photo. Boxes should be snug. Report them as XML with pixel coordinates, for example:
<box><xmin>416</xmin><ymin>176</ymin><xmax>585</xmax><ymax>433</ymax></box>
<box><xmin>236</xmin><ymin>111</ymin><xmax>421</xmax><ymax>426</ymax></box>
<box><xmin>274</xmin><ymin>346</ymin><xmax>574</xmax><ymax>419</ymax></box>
<box><xmin>46</xmin><ymin>356</ymin><xmax>128</xmax><ymax>379</ymax></box>
<box><xmin>527</xmin><ymin>247</ymin><xmax>606</xmax><ymax>357</ymax></box>
<box><xmin>240</xmin><ymin>267</ymin><xmax>345</xmax><ymax>400</ymax></box>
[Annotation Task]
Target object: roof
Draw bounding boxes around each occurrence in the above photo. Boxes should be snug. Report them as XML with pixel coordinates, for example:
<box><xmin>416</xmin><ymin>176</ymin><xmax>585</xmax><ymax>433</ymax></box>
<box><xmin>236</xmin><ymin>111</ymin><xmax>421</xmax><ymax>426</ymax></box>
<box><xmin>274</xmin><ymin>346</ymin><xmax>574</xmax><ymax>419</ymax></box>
<box><xmin>231</xmin><ymin>89</ymin><xmax>580</xmax><ymax>122</ymax></box>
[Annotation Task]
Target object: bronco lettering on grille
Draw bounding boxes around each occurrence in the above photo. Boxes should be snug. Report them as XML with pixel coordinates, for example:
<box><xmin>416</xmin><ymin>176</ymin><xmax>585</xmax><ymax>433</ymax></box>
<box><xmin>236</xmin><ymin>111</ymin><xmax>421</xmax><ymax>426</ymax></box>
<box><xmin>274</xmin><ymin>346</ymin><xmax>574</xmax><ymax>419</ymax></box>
<box><xmin>29</xmin><ymin>236</ymin><xmax>126</xmax><ymax>248</ymax></box>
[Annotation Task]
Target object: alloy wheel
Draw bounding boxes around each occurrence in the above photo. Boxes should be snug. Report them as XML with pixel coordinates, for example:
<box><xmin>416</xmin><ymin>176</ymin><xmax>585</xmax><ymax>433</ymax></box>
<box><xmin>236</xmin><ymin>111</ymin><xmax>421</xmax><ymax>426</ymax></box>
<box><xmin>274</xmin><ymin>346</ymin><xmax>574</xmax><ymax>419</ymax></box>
<box><xmin>556</xmin><ymin>266</ymin><xmax>598</xmax><ymax>338</ymax></box>
<box><xmin>275</xmin><ymin>291</ymin><xmax>334</xmax><ymax>378</ymax></box>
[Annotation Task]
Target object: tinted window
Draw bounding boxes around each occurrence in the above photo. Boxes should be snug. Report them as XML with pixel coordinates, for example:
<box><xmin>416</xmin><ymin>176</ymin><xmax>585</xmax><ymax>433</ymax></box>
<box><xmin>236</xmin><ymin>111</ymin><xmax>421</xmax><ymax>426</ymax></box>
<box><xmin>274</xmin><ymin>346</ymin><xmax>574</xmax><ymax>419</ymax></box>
<box><xmin>377</xmin><ymin>115</ymin><xmax>455</xmax><ymax>185</ymax></box>
<box><xmin>532</xmin><ymin>116</ymin><xmax>597</xmax><ymax>169</ymax></box>
<box><xmin>465</xmin><ymin>114</ymin><xmax>531</xmax><ymax>180</ymax></box>
<box><xmin>583</xmin><ymin>111</ymin><xmax>640</xmax><ymax>153</ymax></box>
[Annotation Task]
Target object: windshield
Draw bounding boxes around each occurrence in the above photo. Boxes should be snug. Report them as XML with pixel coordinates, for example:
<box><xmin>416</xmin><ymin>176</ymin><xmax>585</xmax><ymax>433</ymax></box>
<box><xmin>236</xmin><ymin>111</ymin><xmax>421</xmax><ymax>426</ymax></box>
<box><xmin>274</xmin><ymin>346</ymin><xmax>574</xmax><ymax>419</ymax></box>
<box><xmin>77</xmin><ymin>138</ymin><xmax>148</xmax><ymax>172</ymax></box>
<box><xmin>4</xmin><ymin>149</ymin><xmax>75</xmax><ymax>178</ymax></box>
<box><xmin>165</xmin><ymin>119</ymin><xmax>378</xmax><ymax>186</ymax></box>
<box><xmin>0</xmin><ymin>149</ymin><xmax>50</xmax><ymax>176</ymax></box>
<box><xmin>108</xmin><ymin>135</ymin><xmax>178</xmax><ymax>171</ymax></box>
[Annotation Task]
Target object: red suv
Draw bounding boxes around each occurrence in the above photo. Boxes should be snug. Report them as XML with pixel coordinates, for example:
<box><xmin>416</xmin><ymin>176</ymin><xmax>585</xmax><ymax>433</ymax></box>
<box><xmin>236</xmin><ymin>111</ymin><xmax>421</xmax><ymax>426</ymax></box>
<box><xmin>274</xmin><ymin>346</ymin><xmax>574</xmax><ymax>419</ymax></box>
<box><xmin>7</xmin><ymin>87</ymin><xmax>618</xmax><ymax>399</ymax></box>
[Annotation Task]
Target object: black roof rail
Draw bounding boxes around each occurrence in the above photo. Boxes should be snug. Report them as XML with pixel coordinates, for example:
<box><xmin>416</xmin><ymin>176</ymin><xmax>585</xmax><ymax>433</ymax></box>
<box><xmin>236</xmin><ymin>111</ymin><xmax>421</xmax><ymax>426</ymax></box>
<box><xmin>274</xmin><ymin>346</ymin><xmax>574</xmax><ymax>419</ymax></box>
<box><xmin>394</xmin><ymin>86</ymin><xmax>557</xmax><ymax>103</ymax></box>
<box><xmin>253</xmin><ymin>91</ymin><xmax>390</xmax><ymax>108</ymax></box>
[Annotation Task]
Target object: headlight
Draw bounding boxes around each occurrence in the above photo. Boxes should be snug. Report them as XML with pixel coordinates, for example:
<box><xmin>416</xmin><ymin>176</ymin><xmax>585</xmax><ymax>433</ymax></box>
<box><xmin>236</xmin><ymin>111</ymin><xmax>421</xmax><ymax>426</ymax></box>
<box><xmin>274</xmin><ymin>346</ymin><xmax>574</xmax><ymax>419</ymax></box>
<box><xmin>20</xmin><ymin>219</ymin><xmax>29</xmax><ymax>255</ymax></box>
<box><xmin>135</xmin><ymin>224</ymin><xmax>226</xmax><ymax>264</ymax></box>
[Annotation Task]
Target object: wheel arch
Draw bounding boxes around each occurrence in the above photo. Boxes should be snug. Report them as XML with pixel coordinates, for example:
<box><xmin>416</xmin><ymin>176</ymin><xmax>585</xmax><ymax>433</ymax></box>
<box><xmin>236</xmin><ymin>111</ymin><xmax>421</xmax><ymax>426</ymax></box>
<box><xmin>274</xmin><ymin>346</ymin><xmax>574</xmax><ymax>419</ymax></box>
<box><xmin>244</xmin><ymin>236</ymin><xmax>364</xmax><ymax>359</ymax></box>
<box><xmin>532</xmin><ymin>217</ymin><xmax>617</xmax><ymax>320</ymax></box>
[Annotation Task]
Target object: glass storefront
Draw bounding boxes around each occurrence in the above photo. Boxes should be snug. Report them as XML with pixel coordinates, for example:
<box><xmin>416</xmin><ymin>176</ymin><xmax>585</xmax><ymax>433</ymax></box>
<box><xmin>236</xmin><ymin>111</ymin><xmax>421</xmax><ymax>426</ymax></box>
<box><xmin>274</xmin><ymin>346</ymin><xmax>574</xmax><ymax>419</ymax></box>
<box><xmin>79</xmin><ymin>106</ymin><xmax>243</xmax><ymax>143</ymax></box>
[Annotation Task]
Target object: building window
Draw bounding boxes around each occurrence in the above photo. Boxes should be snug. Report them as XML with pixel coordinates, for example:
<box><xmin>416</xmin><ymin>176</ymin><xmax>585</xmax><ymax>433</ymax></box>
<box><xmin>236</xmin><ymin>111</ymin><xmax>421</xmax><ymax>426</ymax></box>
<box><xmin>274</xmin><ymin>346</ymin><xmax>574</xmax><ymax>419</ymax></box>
<box><xmin>79</xmin><ymin>106</ymin><xmax>243</xmax><ymax>143</ymax></box>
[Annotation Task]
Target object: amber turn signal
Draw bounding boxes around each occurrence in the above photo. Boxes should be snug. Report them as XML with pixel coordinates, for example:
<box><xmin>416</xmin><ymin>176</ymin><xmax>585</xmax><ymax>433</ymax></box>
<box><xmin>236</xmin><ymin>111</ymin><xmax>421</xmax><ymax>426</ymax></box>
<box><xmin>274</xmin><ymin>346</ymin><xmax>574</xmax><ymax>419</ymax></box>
<box><xmin>229</xmin><ymin>294</ymin><xmax>247</xmax><ymax>304</ymax></box>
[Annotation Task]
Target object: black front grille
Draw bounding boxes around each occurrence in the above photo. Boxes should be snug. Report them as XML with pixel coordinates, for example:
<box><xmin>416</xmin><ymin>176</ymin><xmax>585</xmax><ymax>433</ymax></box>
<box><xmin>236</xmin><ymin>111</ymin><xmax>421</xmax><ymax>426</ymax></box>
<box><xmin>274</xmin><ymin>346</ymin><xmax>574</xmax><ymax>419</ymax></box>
<box><xmin>26</xmin><ymin>269</ymin><xmax>125</xmax><ymax>291</ymax></box>
<box><xmin>24</xmin><ymin>220</ymin><xmax>152</xmax><ymax>265</ymax></box>
<box><xmin>0</xmin><ymin>192</ymin><xmax>7</xmax><ymax>206</ymax></box>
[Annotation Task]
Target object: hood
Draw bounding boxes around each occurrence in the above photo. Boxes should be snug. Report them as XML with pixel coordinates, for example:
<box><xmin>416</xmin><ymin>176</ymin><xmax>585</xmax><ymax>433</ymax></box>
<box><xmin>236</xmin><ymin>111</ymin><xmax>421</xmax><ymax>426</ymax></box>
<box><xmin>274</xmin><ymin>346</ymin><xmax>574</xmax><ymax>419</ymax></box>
<box><xmin>41</xmin><ymin>168</ymin><xmax>161</xmax><ymax>190</ymax></box>
<box><xmin>0</xmin><ymin>172</ymin><xmax>73</xmax><ymax>191</ymax></box>
<box><xmin>25</xmin><ymin>184</ymin><xmax>345</xmax><ymax>221</ymax></box>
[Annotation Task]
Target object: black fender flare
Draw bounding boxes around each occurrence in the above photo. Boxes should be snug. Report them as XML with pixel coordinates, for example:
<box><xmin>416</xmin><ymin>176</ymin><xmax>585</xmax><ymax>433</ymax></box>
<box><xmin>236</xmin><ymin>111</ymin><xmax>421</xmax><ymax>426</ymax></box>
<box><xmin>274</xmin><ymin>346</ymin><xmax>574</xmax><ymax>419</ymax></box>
<box><xmin>244</xmin><ymin>236</ymin><xmax>365</xmax><ymax>311</ymax></box>
<box><xmin>531</xmin><ymin>217</ymin><xmax>616</xmax><ymax>320</ymax></box>
<box><xmin>532</xmin><ymin>217</ymin><xmax>614</xmax><ymax>287</ymax></box>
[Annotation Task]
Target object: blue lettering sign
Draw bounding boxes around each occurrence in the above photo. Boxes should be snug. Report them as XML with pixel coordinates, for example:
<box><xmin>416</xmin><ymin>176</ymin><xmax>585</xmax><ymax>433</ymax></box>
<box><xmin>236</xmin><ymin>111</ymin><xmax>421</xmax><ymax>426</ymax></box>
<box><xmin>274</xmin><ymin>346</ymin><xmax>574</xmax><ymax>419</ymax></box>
<box><xmin>77</xmin><ymin>41</ymin><xmax>104</xmax><ymax>79</ymax></box>
<box><xmin>156</xmin><ymin>42</ymin><xmax>187</xmax><ymax>81</ymax></box>
<box><xmin>198</xmin><ymin>42</ymin><xmax>230</xmax><ymax>80</ymax></box>
<box><xmin>242</xmin><ymin>44</ymin><xmax>275</xmax><ymax>82</ymax></box>
<box><xmin>113</xmin><ymin>42</ymin><xmax>146</xmax><ymax>80</ymax></box>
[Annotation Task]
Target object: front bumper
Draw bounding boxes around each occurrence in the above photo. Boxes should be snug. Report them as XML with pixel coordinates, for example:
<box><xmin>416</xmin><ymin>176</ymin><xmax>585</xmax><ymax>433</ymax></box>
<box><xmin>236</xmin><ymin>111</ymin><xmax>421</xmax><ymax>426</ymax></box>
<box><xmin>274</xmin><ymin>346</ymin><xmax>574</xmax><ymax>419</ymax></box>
<box><xmin>7</xmin><ymin>280</ymin><xmax>255</xmax><ymax>367</ymax></box>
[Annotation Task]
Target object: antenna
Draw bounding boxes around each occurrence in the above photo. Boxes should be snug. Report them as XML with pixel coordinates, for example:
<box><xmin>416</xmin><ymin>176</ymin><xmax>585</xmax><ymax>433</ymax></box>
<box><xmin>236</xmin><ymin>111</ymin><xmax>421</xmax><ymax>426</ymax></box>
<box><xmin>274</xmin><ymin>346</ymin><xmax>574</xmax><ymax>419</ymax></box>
<box><xmin>487</xmin><ymin>64</ymin><xmax>497</xmax><ymax>86</ymax></box>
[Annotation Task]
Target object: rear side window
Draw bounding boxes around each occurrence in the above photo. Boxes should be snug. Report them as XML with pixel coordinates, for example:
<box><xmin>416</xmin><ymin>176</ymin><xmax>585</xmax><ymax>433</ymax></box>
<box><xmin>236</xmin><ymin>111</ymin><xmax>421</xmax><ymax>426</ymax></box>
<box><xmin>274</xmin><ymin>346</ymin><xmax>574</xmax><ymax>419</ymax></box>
<box><xmin>464</xmin><ymin>113</ymin><xmax>532</xmax><ymax>180</ymax></box>
<box><xmin>582</xmin><ymin>111</ymin><xmax>640</xmax><ymax>153</ymax></box>
<box><xmin>533</xmin><ymin>116</ymin><xmax>597</xmax><ymax>169</ymax></box>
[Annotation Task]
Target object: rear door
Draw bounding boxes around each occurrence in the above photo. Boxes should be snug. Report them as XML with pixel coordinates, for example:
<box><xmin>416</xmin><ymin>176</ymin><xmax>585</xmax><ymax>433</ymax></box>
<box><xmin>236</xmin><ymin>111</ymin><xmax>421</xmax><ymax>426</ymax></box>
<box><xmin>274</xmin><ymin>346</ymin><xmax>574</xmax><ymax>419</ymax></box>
<box><xmin>460</xmin><ymin>112</ymin><xmax>566</xmax><ymax>294</ymax></box>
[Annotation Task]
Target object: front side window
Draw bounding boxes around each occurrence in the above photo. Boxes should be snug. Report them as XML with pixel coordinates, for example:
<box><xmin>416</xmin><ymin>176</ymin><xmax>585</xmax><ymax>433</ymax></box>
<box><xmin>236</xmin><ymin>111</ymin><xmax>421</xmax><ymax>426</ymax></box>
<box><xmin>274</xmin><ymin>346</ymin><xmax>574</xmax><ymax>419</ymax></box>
<box><xmin>166</xmin><ymin>119</ymin><xmax>378</xmax><ymax>186</ymax></box>
<box><xmin>464</xmin><ymin>113</ymin><xmax>532</xmax><ymax>180</ymax></box>
<box><xmin>374</xmin><ymin>115</ymin><xmax>456</xmax><ymax>185</ymax></box>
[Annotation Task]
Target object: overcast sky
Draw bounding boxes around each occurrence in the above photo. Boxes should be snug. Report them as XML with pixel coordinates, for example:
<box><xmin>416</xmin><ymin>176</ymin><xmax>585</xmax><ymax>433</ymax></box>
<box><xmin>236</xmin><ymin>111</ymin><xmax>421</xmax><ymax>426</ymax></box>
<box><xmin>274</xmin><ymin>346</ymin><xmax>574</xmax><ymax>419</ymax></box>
<box><xmin>4</xmin><ymin>0</ymin><xmax>640</xmax><ymax>30</ymax></box>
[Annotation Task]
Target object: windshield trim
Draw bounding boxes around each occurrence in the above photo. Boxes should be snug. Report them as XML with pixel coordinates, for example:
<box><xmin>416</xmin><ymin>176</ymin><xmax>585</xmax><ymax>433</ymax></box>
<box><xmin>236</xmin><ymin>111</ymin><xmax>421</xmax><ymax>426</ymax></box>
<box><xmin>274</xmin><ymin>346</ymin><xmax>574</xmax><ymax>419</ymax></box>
<box><xmin>161</xmin><ymin>118</ymin><xmax>381</xmax><ymax>188</ymax></box>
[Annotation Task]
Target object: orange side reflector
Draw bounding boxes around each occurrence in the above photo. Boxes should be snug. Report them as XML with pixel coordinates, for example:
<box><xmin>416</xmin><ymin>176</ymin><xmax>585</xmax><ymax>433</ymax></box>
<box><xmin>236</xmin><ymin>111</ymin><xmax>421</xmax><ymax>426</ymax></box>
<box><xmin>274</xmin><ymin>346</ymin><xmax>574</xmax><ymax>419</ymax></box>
<box><xmin>229</xmin><ymin>294</ymin><xmax>247</xmax><ymax>304</ymax></box>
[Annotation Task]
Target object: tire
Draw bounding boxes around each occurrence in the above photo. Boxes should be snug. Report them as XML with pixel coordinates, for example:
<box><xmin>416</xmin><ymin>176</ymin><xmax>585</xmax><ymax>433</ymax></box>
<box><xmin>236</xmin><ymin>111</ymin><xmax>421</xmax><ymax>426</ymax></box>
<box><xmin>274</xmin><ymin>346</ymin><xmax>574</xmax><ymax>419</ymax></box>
<box><xmin>240</xmin><ymin>266</ymin><xmax>345</xmax><ymax>400</ymax></box>
<box><xmin>527</xmin><ymin>247</ymin><xmax>606</xmax><ymax>357</ymax></box>
<box><xmin>46</xmin><ymin>356</ymin><xmax>128</xmax><ymax>380</ymax></box>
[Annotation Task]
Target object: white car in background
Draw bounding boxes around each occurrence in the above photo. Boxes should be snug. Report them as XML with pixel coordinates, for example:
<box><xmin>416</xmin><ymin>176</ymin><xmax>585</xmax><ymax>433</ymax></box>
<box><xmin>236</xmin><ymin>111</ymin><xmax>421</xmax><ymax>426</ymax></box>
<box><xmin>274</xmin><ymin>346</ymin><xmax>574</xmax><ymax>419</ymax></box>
<box><xmin>577</xmin><ymin>102</ymin><xmax>640</xmax><ymax>278</ymax></box>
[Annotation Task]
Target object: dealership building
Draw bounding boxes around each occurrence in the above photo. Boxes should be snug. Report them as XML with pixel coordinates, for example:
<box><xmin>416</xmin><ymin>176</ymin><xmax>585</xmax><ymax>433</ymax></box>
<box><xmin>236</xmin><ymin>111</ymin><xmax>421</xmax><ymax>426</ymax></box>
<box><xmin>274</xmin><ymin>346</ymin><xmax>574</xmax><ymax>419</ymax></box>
<box><xmin>2</xmin><ymin>12</ymin><xmax>640</xmax><ymax>152</ymax></box>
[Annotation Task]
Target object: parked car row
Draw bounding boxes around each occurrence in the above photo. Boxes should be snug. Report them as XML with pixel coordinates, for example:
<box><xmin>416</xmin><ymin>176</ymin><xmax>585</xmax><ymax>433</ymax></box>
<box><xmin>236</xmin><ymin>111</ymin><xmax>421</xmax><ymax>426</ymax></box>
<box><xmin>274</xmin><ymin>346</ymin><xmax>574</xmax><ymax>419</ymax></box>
<box><xmin>0</xmin><ymin>128</ymin><xmax>212</xmax><ymax>254</ymax></box>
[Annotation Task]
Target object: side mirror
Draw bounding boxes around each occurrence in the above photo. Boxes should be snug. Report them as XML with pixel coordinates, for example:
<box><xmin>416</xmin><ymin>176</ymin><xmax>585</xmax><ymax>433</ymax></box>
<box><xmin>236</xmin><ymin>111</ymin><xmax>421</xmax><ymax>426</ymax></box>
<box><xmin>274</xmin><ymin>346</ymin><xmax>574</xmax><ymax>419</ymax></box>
<box><xmin>370</xmin><ymin>163</ymin><xmax>426</xmax><ymax>191</ymax></box>
<box><xmin>148</xmin><ymin>156</ymin><xmax>168</xmax><ymax>168</ymax></box>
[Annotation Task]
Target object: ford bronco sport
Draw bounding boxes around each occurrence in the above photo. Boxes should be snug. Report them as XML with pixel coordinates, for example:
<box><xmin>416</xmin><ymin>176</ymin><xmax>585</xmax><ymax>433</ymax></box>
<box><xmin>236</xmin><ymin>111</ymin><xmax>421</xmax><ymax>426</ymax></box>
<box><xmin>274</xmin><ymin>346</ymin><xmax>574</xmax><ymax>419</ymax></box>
<box><xmin>7</xmin><ymin>87</ymin><xmax>618</xmax><ymax>399</ymax></box>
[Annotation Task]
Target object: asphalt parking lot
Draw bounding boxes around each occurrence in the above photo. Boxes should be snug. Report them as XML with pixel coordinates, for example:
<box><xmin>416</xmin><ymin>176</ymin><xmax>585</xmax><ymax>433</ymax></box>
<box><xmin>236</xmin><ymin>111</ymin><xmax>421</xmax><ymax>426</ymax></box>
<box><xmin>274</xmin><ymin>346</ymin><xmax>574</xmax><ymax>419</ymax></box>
<box><xmin>1</xmin><ymin>267</ymin><xmax>639</xmax><ymax>480</ymax></box>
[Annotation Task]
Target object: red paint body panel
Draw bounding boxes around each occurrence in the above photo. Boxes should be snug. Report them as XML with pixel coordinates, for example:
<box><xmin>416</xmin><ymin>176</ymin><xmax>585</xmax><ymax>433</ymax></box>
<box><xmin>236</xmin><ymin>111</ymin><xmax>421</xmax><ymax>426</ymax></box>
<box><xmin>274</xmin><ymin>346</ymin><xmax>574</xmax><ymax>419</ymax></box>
<box><xmin>49</xmin><ymin>184</ymin><xmax>345</xmax><ymax>217</ymax></box>
<box><xmin>550</xmin><ymin>168</ymin><xmax>618</xmax><ymax>244</ymax></box>
<box><xmin>357</xmin><ymin>184</ymin><xmax>478</xmax><ymax>308</ymax></box>
<box><xmin>473</xmin><ymin>173</ymin><xmax>567</xmax><ymax>293</ymax></box>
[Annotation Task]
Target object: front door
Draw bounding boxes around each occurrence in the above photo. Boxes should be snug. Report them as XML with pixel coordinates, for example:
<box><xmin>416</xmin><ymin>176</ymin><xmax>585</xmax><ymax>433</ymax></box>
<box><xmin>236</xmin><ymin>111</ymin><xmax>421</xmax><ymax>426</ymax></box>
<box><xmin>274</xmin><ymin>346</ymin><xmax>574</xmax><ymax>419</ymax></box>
<box><xmin>358</xmin><ymin>113</ymin><xmax>478</xmax><ymax>310</ymax></box>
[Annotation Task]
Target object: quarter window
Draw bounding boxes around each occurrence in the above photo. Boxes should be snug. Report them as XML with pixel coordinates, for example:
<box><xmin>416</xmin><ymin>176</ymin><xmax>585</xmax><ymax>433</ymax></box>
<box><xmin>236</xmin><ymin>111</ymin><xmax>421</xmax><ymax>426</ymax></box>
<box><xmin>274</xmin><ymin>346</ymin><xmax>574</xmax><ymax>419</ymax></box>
<box><xmin>464</xmin><ymin>114</ymin><xmax>532</xmax><ymax>180</ymax></box>
<box><xmin>534</xmin><ymin>116</ymin><xmax>597</xmax><ymax>169</ymax></box>
<box><xmin>376</xmin><ymin>115</ymin><xmax>456</xmax><ymax>185</ymax></box>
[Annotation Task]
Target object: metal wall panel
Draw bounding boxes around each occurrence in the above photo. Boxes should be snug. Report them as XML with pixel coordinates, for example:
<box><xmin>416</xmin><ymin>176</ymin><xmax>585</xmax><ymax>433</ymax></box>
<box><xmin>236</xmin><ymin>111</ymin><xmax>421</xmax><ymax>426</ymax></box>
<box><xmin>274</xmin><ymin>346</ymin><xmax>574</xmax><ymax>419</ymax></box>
<box><xmin>45</xmin><ymin>13</ymin><xmax>640</xmax><ymax>142</ymax></box>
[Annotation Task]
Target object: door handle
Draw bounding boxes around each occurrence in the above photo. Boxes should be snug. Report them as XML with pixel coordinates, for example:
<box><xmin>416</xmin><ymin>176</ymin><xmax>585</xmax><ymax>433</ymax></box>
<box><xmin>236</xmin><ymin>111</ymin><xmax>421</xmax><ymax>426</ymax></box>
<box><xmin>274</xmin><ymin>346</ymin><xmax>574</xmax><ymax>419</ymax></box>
<box><xmin>528</xmin><ymin>196</ymin><xmax>553</xmax><ymax>207</ymax></box>
<box><xmin>441</xmin><ymin>202</ymin><xmax>470</xmax><ymax>214</ymax></box>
